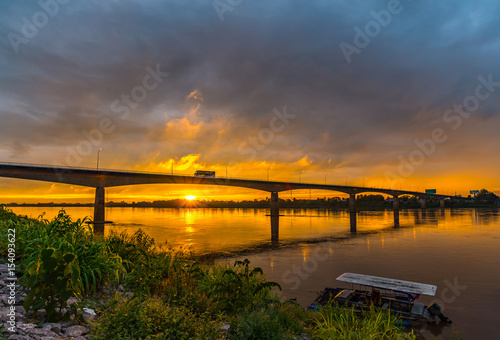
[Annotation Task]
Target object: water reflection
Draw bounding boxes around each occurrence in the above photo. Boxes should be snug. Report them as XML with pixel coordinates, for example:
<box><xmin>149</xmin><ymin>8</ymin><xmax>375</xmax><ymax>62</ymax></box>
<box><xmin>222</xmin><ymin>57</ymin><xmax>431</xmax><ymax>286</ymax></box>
<box><xmin>349</xmin><ymin>212</ymin><xmax>357</xmax><ymax>233</ymax></box>
<box><xmin>271</xmin><ymin>214</ymin><xmax>279</xmax><ymax>245</ymax></box>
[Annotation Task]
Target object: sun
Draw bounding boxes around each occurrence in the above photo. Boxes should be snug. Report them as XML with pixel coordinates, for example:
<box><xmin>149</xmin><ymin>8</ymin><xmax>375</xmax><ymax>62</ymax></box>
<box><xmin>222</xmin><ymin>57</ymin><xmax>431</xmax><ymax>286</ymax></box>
<box><xmin>185</xmin><ymin>195</ymin><xmax>196</xmax><ymax>200</ymax></box>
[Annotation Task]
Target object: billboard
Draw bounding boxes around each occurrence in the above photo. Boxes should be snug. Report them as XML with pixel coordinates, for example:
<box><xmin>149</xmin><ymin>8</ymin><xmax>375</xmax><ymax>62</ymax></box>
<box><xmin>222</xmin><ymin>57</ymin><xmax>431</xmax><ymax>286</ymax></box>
<box><xmin>425</xmin><ymin>189</ymin><xmax>437</xmax><ymax>194</ymax></box>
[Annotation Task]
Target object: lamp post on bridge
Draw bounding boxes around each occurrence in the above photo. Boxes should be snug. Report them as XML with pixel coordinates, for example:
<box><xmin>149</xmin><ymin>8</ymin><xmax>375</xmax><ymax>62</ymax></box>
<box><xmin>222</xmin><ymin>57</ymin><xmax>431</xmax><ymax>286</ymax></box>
<box><xmin>267</xmin><ymin>167</ymin><xmax>272</xmax><ymax>181</ymax></box>
<box><xmin>96</xmin><ymin>148</ymin><xmax>102</xmax><ymax>170</ymax></box>
<box><xmin>299</xmin><ymin>171</ymin><xmax>303</xmax><ymax>183</ymax></box>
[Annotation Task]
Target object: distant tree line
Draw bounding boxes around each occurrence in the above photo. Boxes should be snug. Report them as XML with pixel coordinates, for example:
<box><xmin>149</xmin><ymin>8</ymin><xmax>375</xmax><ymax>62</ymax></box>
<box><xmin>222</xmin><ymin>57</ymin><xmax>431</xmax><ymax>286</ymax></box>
<box><xmin>4</xmin><ymin>191</ymin><xmax>498</xmax><ymax>209</ymax></box>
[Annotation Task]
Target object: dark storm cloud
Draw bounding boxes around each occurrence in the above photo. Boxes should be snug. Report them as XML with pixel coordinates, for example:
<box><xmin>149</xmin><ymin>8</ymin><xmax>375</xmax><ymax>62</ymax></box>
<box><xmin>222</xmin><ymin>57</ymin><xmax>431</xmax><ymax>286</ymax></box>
<box><xmin>0</xmin><ymin>0</ymin><xmax>499</xmax><ymax>175</ymax></box>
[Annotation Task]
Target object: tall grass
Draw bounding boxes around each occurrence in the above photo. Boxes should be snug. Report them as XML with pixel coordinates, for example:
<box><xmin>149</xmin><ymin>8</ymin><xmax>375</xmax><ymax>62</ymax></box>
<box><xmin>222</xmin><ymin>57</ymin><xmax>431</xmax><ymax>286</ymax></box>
<box><xmin>312</xmin><ymin>303</ymin><xmax>416</xmax><ymax>340</ymax></box>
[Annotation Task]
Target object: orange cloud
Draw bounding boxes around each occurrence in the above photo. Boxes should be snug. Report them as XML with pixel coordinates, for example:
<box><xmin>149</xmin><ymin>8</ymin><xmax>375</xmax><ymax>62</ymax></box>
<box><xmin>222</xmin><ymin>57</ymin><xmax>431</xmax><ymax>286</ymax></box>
<box><xmin>185</xmin><ymin>89</ymin><xmax>204</xmax><ymax>102</ymax></box>
<box><xmin>165</xmin><ymin>117</ymin><xmax>202</xmax><ymax>140</ymax></box>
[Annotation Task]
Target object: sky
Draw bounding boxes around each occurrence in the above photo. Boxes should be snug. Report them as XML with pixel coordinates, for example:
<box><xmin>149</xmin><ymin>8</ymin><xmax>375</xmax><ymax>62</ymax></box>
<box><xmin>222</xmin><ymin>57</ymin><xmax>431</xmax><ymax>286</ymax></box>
<box><xmin>0</xmin><ymin>0</ymin><xmax>499</xmax><ymax>203</ymax></box>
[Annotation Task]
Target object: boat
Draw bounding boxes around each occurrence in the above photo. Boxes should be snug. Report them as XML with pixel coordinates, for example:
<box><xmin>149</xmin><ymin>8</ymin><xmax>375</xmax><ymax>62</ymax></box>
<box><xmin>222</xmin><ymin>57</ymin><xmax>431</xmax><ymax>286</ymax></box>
<box><xmin>309</xmin><ymin>273</ymin><xmax>452</xmax><ymax>325</ymax></box>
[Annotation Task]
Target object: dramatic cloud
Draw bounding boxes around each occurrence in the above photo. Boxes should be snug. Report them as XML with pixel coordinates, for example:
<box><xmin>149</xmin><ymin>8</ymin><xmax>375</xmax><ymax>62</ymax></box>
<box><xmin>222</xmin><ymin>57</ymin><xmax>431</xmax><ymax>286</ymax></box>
<box><xmin>0</xmin><ymin>0</ymin><xmax>499</xmax><ymax>201</ymax></box>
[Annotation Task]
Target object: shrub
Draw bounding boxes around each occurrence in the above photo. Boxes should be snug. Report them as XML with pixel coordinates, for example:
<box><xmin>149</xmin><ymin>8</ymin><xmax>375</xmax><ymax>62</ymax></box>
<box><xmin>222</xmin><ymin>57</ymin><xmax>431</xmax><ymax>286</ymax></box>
<box><xmin>23</xmin><ymin>247</ymin><xmax>83</xmax><ymax>321</ymax></box>
<box><xmin>21</xmin><ymin>211</ymin><xmax>125</xmax><ymax>296</ymax></box>
<box><xmin>90</xmin><ymin>295</ymin><xmax>222</xmax><ymax>340</ymax></box>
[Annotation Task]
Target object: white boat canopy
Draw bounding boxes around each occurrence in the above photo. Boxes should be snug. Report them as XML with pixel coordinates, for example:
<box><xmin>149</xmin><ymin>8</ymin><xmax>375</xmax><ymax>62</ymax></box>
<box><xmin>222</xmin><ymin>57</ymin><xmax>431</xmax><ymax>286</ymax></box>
<box><xmin>336</xmin><ymin>273</ymin><xmax>437</xmax><ymax>296</ymax></box>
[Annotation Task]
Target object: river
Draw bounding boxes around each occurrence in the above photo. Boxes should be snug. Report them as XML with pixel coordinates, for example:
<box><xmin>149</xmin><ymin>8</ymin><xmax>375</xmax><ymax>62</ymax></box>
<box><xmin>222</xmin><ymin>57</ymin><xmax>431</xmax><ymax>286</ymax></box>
<box><xmin>9</xmin><ymin>206</ymin><xmax>500</xmax><ymax>339</ymax></box>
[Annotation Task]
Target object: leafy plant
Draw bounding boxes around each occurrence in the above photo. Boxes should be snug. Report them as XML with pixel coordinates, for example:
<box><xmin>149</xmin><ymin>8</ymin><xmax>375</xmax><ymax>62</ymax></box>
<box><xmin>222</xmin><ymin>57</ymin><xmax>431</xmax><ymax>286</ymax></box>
<box><xmin>23</xmin><ymin>247</ymin><xmax>83</xmax><ymax>321</ymax></box>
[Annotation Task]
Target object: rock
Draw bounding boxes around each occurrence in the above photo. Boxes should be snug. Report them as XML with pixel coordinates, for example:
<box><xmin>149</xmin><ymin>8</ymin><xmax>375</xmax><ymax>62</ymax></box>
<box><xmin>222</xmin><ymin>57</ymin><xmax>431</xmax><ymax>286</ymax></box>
<box><xmin>82</xmin><ymin>308</ymin><xmax>96</xmax><ymax>316</ymax></box>
<box><xmin>16</xmin><ymin>323</ymin><xmax>36</xmax><ymax>331</ymax></box>
<box><xmin>0</xmin><ymin>308</ymin><xmax>23</xmax><ymax>322</ymax></box>
<box><xmin>15</xmin><ymin>306</ymin><xmax>26</xmax><ymax>315</ymax></box>
<box><xmin>66</xmin><ymin>297</ymin><xmax>79</xmax><ymax>305</ymax></box>
<box><xmin>64</xmin><ymin>325</ymin><xmax>88</xmax><ymax>337</ymax></box>
<box><xmin>8</xmin><ymin>334</ymin><xmax>30</xmax><ymax>340</ymax></box>
<box><xmin>43</xmin><ymin>323</ymin><xmax>62</xmax><ymax>334</ymax></box>
<box><xmin>26</xmin><ymin>327</ymin><xmax>59</xmax><ymax>337</ymax></box>
<box><xmin>58</xmin><ymin>320</ymin><xmax>76</xmax><ymax>328</ymax></box>
<box><xmin>82</xmin><ymin>308</ymin><xmax>96</xmax><ymax>323</ymax></box>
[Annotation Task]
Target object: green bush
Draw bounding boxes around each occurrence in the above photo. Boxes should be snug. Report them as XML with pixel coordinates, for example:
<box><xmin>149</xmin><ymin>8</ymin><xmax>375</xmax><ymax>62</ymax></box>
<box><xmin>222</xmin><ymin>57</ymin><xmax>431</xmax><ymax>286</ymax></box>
<box><xmin>20</xmin><ymin>210</ymin><xmax>125</xmax><ymax>296</ymax></box>
<box><xmin>90</xmin><ymin>295</ymin><xmax>221</xmax><ymax>340</ymax></box>
<box><xmin>23</xmin><ymin>247</ymin><xmax>82</xmax><ymax>321</ymax></box>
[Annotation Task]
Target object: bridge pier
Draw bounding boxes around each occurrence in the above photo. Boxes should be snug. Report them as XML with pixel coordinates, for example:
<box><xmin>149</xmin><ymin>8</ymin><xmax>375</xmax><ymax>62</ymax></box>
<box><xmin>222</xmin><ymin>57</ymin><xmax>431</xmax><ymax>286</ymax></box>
<box><xmin>350</xmin><ymin>212</ymin><xmax>357</xmax><ymax>233</ymax></box>
<box><xmin>392</xmin><ymin>195</ymin><xmax>400</xmax><ymax>211</ymax></box>
<box><xmin>270</xmin><ymin>192</ymin><xmax>279</xmax><ymax>243</ymax></box>
<box><xmin>349</xmin><ymin>194</ymin><xmax>356</xmax><ymax>213</ymax></box>
<box><xmin>93</xmin><ymin>187</ymin><xmax>105</xmax><ymax>234</ymax></box>
<box><xmin>420</xmin><ymin>197</ymin><xmax>427</xmax><ymax>209</ymax></box>
<box><xmin>270</xmin><ymin>192</ymin><xmax>279</xmax><ymax>216</ymax></box>
<box><xmin>271</xmin><ymin>215</ymin><xmax>279</xmax><ymax>244</ymax></box>
<box><xmin>394</xmin><ymin>209</ymin><xmax>400</xmax><ymax>226</ymax></box>
<box><xmin>440</xmin><ymin>198</ymin><xmax>445</xmax><ymax>209</ymax></box>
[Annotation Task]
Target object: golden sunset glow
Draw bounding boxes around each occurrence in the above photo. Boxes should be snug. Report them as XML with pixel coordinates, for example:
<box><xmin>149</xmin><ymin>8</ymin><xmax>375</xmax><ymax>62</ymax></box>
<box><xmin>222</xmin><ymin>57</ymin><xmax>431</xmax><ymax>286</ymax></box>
<box><xmin>185</xmin><ymin>195</ymin><xmax>196</xmax><ymax>201</ymax></box>
<box><xmin>0</xmin><ymin>1</ymin><xmax>499</xmax><ymax>204</ymax></box>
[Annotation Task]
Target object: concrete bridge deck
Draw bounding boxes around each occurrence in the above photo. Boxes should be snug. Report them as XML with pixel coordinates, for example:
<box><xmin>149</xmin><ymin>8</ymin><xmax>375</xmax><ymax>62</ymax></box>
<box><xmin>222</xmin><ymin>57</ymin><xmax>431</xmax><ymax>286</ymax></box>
<box><xmin>0</xmin><ymin>162</ymin><xmax>460</xmax><ymax>232</ymax></box>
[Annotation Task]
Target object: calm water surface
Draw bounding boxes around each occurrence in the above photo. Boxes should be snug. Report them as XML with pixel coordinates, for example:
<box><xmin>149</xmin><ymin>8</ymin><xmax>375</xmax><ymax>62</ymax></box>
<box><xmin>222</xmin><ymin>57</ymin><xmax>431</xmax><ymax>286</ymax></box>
<box><xmin>10</xmin><ymin>206</ymin><xmax>500</xmax><ymax>339</ymax></box>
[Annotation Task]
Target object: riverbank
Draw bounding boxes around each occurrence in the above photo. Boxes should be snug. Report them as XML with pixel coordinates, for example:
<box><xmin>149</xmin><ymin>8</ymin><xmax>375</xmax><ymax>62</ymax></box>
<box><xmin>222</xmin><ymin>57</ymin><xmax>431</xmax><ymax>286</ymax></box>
<box><xmin>0</xmin><ymin>206</ymin><xmax>419</xmax><ymax>339</ymax></box>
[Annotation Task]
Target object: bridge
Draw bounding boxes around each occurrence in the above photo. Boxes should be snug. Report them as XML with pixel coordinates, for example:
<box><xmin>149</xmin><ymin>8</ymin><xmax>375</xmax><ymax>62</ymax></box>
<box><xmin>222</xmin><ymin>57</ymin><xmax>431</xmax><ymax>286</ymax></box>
<box><xmin>0</xmin><ymin>163</ymin><xmax>459</xmax><ymax>232</ymax></box>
